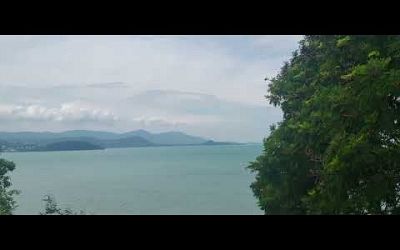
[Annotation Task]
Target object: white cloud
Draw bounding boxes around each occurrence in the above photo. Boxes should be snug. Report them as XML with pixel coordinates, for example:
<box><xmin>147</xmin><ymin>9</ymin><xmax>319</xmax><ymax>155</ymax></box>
<box><xmin>0</xmin><ymin>101</ymin><xmax>118</xmax><ymax>123</ymax></box>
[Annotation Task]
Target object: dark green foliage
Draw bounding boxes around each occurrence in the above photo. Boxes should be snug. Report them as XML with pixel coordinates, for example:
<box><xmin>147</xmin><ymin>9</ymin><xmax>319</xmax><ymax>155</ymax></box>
<box><xmin>249</xmin><ymin>35</ymin><xmax>400</xmax><ymax>214</ymax></box>
<box><xmin>40</xmin><ymin>195</ymin><xmax>86</xmax><ymax>215</ymax></box>
<box><xmin>0</xmin><ymin>158</ymin><xmax>19</xmax><ymax>215</ymax></box>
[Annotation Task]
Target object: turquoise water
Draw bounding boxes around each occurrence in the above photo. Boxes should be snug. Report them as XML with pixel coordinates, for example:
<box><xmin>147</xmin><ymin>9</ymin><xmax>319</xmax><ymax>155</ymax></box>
<box><xmin>4</xmin><ymin>144</ymin><xmax>263</xmax><ymax>215</ymax></box>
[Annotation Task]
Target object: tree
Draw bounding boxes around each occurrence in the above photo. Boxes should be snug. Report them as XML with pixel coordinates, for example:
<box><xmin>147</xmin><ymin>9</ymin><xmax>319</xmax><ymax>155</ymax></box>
<box><xmin>0</xmin><ymin>158</ymin><xmax>19</xmax><ymax>215</ymax></box>
<box><xmin>249</xmin><ymin>35</ymin><xmax>400</xmax><ymax>214</ymax></box>
<box><xmin>40</xmin><ymin>195</ymin><xmax>86</xmax><ymax>215</ymax></box>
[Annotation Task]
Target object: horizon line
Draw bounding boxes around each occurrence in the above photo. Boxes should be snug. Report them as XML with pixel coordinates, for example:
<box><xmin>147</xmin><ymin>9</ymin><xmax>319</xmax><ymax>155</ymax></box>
<box><xmin>0</xmin><ymin>129</ymin><xmax>262</xmax><ymax>144</ymax></box>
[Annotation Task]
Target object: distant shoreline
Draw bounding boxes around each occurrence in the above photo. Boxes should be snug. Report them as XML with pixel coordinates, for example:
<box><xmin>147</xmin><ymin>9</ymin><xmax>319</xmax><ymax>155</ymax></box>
<box><xmin>0</xmin><ymin>129</ymin><xmax>252</xmax><ymax>153</ymax></box>
<box><xmin>1</xmin><ymin>142</ymin><xmax>261</xmax><ymax>154</ymax></box>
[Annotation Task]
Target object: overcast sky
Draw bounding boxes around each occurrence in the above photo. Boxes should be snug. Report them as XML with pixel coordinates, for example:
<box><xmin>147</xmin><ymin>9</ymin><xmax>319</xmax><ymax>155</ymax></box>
<box><xmin>0</xmin><ymin>35</ymin><xmax>302</xmax><ymax>142</ymax></box>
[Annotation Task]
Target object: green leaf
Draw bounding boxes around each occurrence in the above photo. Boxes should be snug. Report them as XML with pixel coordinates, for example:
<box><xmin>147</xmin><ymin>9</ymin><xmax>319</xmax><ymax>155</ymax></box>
<box><xmin>336</xmin><ymin>36</ymin><xmax>351</xmax><ymax>48</ymax></box>
<box><xmin>368</xmin><ymin>50</ymin><xmax>380</xmax><ymax>58</ymax></box>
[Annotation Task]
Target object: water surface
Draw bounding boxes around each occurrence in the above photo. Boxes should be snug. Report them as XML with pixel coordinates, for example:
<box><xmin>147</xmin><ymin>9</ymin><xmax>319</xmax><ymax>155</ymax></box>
<box><xmin>5</xmin><ymin>144</ymin><xmax>263</xmax><ymax>215</ymax></box>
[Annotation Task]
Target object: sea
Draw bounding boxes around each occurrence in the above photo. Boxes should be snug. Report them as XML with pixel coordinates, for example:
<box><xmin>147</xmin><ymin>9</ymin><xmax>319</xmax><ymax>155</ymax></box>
<box><xmin>4</xmin><ymin>144</ymin><xmax>264</xmax><ymax>215</ymax></box>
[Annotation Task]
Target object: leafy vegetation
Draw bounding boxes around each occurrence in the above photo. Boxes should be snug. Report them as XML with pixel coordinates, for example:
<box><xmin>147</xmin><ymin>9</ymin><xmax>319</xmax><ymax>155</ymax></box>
<box><xmin>0</xmin><ymin>158</ymin><xmax>19</xmax><ymax>215</ymax></box>
<box><xmin>40</xmin><ymin>195</ymin><xmax>86</xmax><ymax>215</ymax></box>
<box><xmin>249</xmin><ymin>35</ymin><xmax>400</xmax><ymax>214</ymax></box>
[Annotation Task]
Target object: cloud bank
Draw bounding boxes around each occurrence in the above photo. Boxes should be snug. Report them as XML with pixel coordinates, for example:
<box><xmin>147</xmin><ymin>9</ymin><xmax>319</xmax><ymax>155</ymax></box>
<box><xmin>0</xmin><ymin>101</ymin><xmax>118</xmax><ymax>123</ymax></box>
<box><xmin>0</xmin><ymin>35</ymin><xmax>301</xmax><ymax>142</ymax></box>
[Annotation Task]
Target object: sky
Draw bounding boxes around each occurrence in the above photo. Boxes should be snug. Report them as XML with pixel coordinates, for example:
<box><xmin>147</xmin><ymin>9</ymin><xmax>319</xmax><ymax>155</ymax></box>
<box><xmin>0</xmin><ymin>35</ymin><xmax>302</xmax><ymax>142</ymax></box>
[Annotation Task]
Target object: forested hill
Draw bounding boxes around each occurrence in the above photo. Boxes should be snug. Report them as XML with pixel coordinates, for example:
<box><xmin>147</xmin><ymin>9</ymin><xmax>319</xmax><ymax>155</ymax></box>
<box><xmin>0</xmin><ymin>130</ymin><xmax>207</xmax><ymax>145</ymax></box>
<box><xmin>35</xmin><ymin>141</ymin><xmax>105</xmax><ymax>152</ymax></box>
<box><xmin>0</xmin><ymin>130</ymin><xmax>240</xmax><ymax>152</ymax></box>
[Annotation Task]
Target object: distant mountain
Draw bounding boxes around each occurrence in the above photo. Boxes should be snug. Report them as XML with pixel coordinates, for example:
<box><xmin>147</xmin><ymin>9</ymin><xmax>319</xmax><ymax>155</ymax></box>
<box><xmin>99</xmin><ymin>136</ymin><xmax>155</xmax><ymax>148</ymax></box>
<box><xmin>122</xmin><ymin>129</ymin><xmax>152</xmax><ymax>138</ymax></box>
<box><xmin>35</xmin><ymin>141</ymin><xmax>104</xmax><ymax>152</ymax></box>
<box><xmin>0</xmin><ymin>130</ymin><xmax>122</xmax><ymax>144</ymax></box>
<box><xmin>0</xmin><ymin>130</ymin><xmax>239</xmax><ymax>152</ymax></box>
<box><xmin>56</xmin><ymin>130</ymin><xmax>120</xmax><ymax>140</ymax></box>
<box><xmin>0</xmin><ymin>130</ymin><xmax>208</xmax><ymax>145</ymax></box>
<box><xmin>123</xmin><ymin>130</ymin><xmax>207</xmax><ymax>145</ymax></box>
<box><xmin>0</xmin><ymin>131</ymin><xmax>58</xmax><ymax>144</ymax></box>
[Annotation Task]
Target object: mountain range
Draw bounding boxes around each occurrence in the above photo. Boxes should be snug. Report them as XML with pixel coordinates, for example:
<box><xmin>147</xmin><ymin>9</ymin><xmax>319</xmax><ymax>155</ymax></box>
<box><xmin>0</xmin><ymin>130</ymin><xmax>239</xmax><ymax>152</ymax></box>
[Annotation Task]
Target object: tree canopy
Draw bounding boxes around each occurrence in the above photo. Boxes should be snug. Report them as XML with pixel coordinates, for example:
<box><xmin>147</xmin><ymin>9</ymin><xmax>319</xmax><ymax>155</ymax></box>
<box><xmin>249</xmin><ymin>35</ymin><xmax>400</xmax><ymax>214</ymax></box>
<box><xmin>0</xmin><ymin>158</ymin><xmax>19</xmax><ymax>215</ymax></box>
<box><xmin>40</xmin><ymin>195</ymin><xmax>86</xmax><ymax>215</ymax></box>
